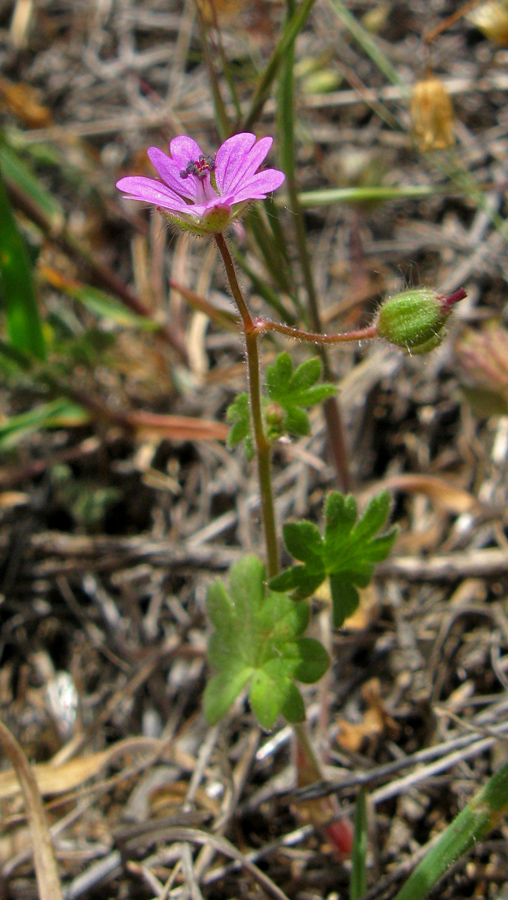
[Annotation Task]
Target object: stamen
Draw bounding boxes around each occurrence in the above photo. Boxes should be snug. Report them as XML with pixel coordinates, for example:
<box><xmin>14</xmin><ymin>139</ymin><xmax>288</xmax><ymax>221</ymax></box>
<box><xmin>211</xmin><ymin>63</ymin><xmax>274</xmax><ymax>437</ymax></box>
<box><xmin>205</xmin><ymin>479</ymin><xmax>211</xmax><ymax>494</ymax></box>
<box><xmin>180</xmin><ymin>154</ymin><xmax>216</xmax><ymax>180</ymax></box>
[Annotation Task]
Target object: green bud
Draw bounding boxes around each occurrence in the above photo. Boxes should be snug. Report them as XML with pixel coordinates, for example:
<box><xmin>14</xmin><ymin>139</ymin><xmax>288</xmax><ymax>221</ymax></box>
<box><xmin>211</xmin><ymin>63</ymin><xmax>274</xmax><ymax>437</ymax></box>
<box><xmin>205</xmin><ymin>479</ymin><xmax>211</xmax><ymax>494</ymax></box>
<box><xmin>265</xmin><ymin>402</ymin><xmax>286</xmax><ymax>441</ymax></box>
<box><xmin>376</xmin><ymin>287</ymin><xmax>449</xmax><ymax>352</ymax></box>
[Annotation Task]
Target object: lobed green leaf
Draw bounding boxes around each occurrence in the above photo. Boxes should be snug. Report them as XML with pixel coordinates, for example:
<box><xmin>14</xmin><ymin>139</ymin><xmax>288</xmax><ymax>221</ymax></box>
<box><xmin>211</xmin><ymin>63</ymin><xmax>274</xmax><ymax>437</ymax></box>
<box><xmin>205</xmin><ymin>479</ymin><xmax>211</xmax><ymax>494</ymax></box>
<box><xmin>282</xmin><ymin>520</ymin><xmax>323</xmax><ymax>562</ymax></box>
<box><xmin>265</xmin><ymin>352</ymin><xmax>336</xmax><ymax>441</ymax></box>
<box><xmin>271</xmin><ymin>490</ymin><xmax>397</xmax><ymax>627</ymax></box>
<box><xmin>204</xmin><ymin>555</ymin><xmax>329</xmax><ymax>729</ymax></box>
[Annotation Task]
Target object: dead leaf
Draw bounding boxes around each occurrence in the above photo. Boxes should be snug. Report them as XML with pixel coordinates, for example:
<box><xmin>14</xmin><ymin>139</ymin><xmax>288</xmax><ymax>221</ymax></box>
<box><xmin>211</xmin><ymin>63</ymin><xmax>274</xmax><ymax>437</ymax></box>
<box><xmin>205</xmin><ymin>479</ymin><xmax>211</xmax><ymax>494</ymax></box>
<box><xmin>0</xmin><ymin>736</ymin><xmax>164</xmax><ymax>801</ymax></box>
<box><xmin>148</xmin><ymin>781</ymin><xmax>221</xmax><ymax>818</ymax></box>
<box><xmin>337</xmin><ymin>678</ymin><xmax>400</xmax><ymax>752</ymax></box>
<box><xmin>0</xmin><ymin>76</ymin><xmax>52</xmax><ymax>126</ymax></box>
<box><xmin>0</xmin><ymin>491</ymin><xmax>29</xmax><ymax>509</ymax></box>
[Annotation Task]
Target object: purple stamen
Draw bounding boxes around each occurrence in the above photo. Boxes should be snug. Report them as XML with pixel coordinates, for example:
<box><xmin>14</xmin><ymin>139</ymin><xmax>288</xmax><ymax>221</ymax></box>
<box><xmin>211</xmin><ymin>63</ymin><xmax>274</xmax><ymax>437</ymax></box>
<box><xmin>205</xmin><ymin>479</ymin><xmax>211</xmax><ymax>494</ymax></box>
<box><xmin>180</xmin><ymin>154</ymin><xmax>215</xmax><ymax>181</ymax></box>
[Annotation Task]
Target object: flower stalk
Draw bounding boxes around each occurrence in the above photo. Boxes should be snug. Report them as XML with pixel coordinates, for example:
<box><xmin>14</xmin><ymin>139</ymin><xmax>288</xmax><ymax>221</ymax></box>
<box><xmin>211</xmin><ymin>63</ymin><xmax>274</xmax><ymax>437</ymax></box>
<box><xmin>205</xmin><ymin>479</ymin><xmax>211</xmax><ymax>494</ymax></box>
<box><xmin>254</xmin><ymin>319</ymin><xmax>379</xmax><ymax>345</ymax></box>
<box><xmin>215</xmin><ymin>233</ymin><xmax>279</xmax><ymax>578</ymax></box>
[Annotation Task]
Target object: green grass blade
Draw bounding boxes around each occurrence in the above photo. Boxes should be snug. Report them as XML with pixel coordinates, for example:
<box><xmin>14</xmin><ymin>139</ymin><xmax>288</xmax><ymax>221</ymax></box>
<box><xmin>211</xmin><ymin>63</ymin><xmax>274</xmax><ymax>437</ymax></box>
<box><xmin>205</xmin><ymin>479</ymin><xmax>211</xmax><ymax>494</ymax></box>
<box><xmin>294</xmin><ymin>184</ymin><xmax>444</xmax><ymax>208</ymax></box>
<box><xmin>246</xmin><ymin>205</ymin><xmax>294</xmax><ymax>297</ymax></box>
<box><xmin>0</xmin><ymin>167</ymin><xmax>46</xmax><ymax>359</ymax></box>
<box><xmin>393</xmin><ymin>760</ymin><xmax>508</xmax><ymax>900</ymax></box>
<box><xmin>0</xmin><ymin>399</ymin><xmax>88</xmax><ymax>450</ymax></box>
<box><xmin>196</xmin><ymin>2</ymin><xmax>231</xmax><ymax>141</ymax></box>
<box><xmin>42</xmin><ymin>270</ymin><xmax>160</xmax><ymax>330</ymax></box>
<box><xmin>263</xmin><ymin>194</ymin><xmax>295</xmax><ymax>285</ymax></box>
<box><xmin>325</xmin><ymin>0</ymin><xmax>401</xmax><ymax>87</ymax></box>
<box><xmin>242</xmin><ymin>0</ymin><xmax>318</xmax><ymax>131</ymax></box>
<box><xmin>0</xmin><ymin>140</ymin><xmax>64</xmax><ymax>233</ymax></box>
<box><xmin>351</xmin><ymin>788</ymin><xmax>368</xmax><ymax>900</ymax></box>
<box><xmin>276</xmin><ymin>0</ymin><xmax>350</xmax><ymax>490</ymax></box>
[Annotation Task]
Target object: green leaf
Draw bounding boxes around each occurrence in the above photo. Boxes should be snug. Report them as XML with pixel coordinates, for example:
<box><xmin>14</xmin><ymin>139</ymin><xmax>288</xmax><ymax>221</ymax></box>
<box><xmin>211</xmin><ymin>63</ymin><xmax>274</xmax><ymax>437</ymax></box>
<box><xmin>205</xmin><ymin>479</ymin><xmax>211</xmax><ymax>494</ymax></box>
<box><xmin>282</xmin><ymin>520</ymin><xmax>323</xmax><ymax>562</ymax></box>
<box><xmin>203</xmin><ymin>668</ymin><xmax>252</xmax><ymax>725</ymax></box>
<box><xmin>329</xmin><ymin>577</ymin><xmax>360</xmax><ymax>629</ymax></box>
<box><xmin>59</xmin><ymin>281</ymin><xmax>160</xmax><ymax>330</ymax></box>
<box><xmin>280</xmin><ymin>681</ymin><xmax>306</xmax><ymax>723</ymax></box>
<box><xmin>226</xmin><ymin>393</ymin><xmax>254</xmax><ymax>460</ymax></box>
<box><xmin>207</xmin><ymin>580</ymin><xmax>236</xmax><ymax>632</ymax></box>
<box><xmin>250</xmin><ymin>669</ymin><xmax>285</xmax><ymax>729</ymax></box>
<box><xmin>285</xmin><ymin>406</ymin><xmax>310</xmax><ymax>437</ymax></box>
<box><xmin>265</xmin><ymin>352</ymin><xmax>336</xmax><ymax>441</ymax></box>
<box><xmin>0</xmin><ymin>399</ymin><xmax>88</xmax><ymax>450</ymax></box>
<box><xmin>351</xmin><ymin>788</ymin><xmax>368</xmax><ymax>900</ymax></box>
<box><xmin>325</xmin><ymin>492</ymin><xmax>358</xmax><ymax>540</ymax></box>
<box><xmin>352</xmin><ymin>490</ymin><xmax>392</xmax><ymax>541</ymax></box>
<box><xmin>269</xmin><ymin>565</ymin><xmax>325</xmax><ymax>600</ymax></box>
<box><xmin>204</xmin><ymin>554</ymin><xmax>330</xmax><ymax>729</ymax></box>
<box><xmin>270</xmin><ymin>490</ymin><xmax>398</xmax><ymax>626</ymax></box>
<box><xmin>290</xmin><ymin>637</ymin><xmax>330</xmax><ymax>682</ymax></box>
<box><xmin>286</xmin><ymin>356</ymin><xmax>321</xmax><ymax>393</ymax></box>
<box><xmin>0</xmin><ymin>167</ymin><xmax>45</xmax><ymax>359</ymax></box>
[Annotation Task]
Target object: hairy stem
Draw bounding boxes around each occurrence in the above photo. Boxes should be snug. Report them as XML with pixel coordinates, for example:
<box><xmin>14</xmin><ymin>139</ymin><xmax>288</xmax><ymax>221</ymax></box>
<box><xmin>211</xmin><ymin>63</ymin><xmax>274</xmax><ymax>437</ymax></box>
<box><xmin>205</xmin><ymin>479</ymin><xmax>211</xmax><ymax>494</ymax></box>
<box><xmin>215</xmin><ymin>233</ymin><xmax>279</xmax><ymax>577</ymax></box>
<box><xmin>255</xmin><ymin>319</ymin><xmax>378</xmax><ymax>344</ymax></box>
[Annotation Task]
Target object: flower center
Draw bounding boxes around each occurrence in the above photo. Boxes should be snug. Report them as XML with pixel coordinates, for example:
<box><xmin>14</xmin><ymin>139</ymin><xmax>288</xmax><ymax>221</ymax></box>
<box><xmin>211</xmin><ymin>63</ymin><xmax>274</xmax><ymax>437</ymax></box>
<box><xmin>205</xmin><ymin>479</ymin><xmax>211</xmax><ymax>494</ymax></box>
<box><xmin>180</xmin><ymin>154</ymin><xmax>216</xmax><ymax>181</ymax></box>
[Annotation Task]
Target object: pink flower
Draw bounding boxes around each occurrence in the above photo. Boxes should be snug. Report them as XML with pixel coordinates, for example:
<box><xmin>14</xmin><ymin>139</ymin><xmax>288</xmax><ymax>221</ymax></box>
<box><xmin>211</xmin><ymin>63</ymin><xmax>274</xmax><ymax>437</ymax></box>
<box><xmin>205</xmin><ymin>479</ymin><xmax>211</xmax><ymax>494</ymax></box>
<box><xmin>116</xmin><ymin>133</ymin><xmax>285</xmax><ymax>234</ymax></box>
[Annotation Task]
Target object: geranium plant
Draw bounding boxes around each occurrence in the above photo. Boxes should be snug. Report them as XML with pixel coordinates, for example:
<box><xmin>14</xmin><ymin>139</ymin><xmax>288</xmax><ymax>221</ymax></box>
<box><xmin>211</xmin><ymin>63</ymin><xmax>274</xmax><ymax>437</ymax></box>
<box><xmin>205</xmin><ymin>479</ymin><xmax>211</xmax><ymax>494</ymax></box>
<box><xmin>116</xmin><ymin>130</ymin><xmax>486</xmax><ymax>897</ymax></box>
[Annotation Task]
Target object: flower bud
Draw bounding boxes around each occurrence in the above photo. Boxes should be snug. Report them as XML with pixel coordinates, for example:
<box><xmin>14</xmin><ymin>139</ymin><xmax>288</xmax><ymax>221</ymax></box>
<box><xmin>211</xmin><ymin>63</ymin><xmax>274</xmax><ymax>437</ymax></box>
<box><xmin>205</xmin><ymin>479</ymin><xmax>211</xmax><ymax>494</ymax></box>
<box><xmin>455</xmin><ymin>321</ymin><xmax>508</xmax><ymax>415</ymax></box>
<box><xmin>377</xmin><ymin>287</ymin><xmax>465</xmax><ymax>353</ymax></box>
<box><xmin>410</xmin><ymin>75</ymin><xmax>454</xmax><ymax>151</ymax></box>
<box><xmin>265</xmin><ymin>402</ymin><xmax>286</xmax><ymax>441</ymax></box>
<box><xmin>467</xmin><ymin>1</ymin><xmax>508</xmax><ymax>45</ymax></box>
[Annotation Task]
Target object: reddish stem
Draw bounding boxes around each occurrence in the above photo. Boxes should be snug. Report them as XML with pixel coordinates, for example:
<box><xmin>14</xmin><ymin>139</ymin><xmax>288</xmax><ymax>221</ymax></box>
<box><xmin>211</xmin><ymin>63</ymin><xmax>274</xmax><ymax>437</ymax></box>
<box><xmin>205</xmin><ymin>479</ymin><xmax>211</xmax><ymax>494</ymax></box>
<box><xmin>254</xmin><ymin>319</ymin><xmax>379</xmax><ymax>345</ymax></box>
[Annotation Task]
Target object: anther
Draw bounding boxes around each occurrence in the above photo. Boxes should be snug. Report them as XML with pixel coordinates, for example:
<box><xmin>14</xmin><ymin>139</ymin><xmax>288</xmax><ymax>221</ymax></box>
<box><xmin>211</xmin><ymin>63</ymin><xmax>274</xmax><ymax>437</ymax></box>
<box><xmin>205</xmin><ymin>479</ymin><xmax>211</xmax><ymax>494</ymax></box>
<box><xmin>180</xmin><ymin>154</ymin><xmax>215</xmax><ymax>180</ymax></box>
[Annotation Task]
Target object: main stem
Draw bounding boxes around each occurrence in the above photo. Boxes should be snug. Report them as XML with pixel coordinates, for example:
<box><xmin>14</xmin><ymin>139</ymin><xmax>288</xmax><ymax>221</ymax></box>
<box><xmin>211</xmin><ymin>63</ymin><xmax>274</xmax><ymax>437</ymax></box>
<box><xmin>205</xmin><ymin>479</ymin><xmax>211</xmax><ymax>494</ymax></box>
<box><xmin>215</xmin><ymin>233</ymin><xmax>279</xmax><ymax>578</ymax></box>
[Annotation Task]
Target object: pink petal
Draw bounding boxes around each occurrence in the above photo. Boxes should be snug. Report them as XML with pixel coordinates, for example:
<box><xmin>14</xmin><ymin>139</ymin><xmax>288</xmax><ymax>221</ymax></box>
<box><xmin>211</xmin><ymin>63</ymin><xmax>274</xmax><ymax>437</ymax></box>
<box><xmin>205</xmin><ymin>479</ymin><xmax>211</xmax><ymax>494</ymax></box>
<box><xmin>116</xmin><ymin>176</ymin><xmax>189</xmax><ymax>212</ymax></box>
<box><xmin>203</xmin><ymin>194</ymin><xmax>235</xmax><ymax>211</ymax></box>
<box><xmin>215</xmin><ymin>133</ymin><xmax>257</xmax><ymax>194</ymax></box>
<box><xmin>169</xmin><ymin>135</ymin><xmax>205</xmax><ymax>168</ymax></box>
<box><xmin>229</xmin><ymin>168</ymin><xmax>286</xmax><ymax>203</ymax></box>
<box><xmin>222</xmin><ymin>136</ymin><xmax>274</xmax><ymax>195</ymax></box>
<box><xmin>194</xmin><ymin>177</ymin><xmax>218</xmax><ymax>205</ymax></box>
<box><xmin>147</xmin><ymin>147</ymin><xmax>196</xmax><ymax>200</ymax></box>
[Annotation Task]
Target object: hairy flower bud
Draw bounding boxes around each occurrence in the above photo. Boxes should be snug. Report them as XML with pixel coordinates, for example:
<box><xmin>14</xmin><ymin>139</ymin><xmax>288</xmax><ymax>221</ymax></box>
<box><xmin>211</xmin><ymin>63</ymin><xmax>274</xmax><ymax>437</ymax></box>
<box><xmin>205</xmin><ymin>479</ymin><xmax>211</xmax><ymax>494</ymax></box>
<box><xmin>410</xmin><ymin>75</ymin><xmax>454</xmax><ymax>151</ymax></box>
<box><xmin>376</xmin><ymin>287</ymin><xmax>466</xmax><ymax>353</ymax></box>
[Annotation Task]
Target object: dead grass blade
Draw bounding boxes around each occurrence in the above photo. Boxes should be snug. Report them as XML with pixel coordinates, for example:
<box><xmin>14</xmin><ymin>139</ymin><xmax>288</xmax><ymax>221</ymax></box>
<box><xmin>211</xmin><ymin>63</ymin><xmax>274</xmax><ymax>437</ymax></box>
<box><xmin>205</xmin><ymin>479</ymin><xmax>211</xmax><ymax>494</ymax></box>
<box><xmin>381</xmin><ymin>473</ymin><xmax>480</xmax><ymax>514</ymax></box>
<box><xmin>127</xmin><ymin>410</ymin><xmax>229</xmax><ymax>442</ymax></box>
<box><xmin>0</xmin><ymin>736</ymin><xmax>164</xmax><ymax>801</ymax></box>
<box><xmin>0</xmin><ymin>719</ymin><xmax>63</xmax><ymax>900</ymax></box>
<box><xmin>160</xmin><ymin>826</ymin><xmax>291</xmax><ymax>900</ymax></box>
